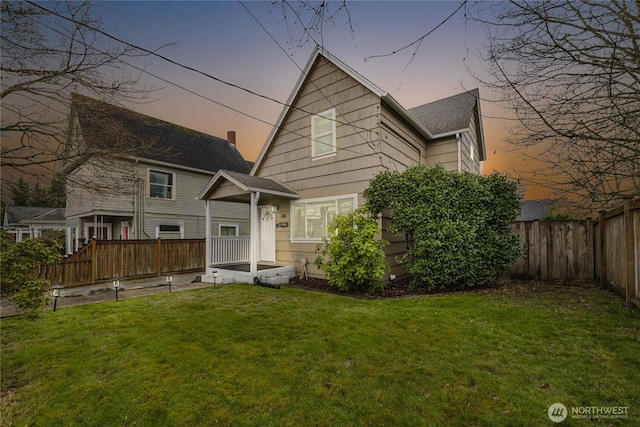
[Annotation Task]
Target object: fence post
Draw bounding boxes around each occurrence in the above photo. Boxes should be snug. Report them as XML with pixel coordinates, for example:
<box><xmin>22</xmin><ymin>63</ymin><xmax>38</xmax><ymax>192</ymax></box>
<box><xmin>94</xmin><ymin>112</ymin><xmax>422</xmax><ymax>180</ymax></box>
<box><xmin>157</xmin><ymin>238</ymin><xmax>162</xmax><ymax>277</ymax></box>
<box><xmin>624</xmin><ymin>200</ymin><xmax>634</xmax><ymax>309</ymax></box>
<box><xmin>91</xmin><ymin>239</ymin><xmax>97</xmax><ymax>285</ymax></box>
<box><xmin>598</xmin><ymin>213</ymin><xmax>606</xmax><ymax>289</ymax></box>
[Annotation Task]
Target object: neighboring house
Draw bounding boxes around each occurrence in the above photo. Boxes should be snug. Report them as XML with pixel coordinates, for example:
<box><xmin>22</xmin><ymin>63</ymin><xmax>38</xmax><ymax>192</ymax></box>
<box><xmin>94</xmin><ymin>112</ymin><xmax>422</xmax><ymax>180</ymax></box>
<box><xmin>197</xmin><ymin>46</ymin><xmax>487</xmax><ymax>283</ymax></box>
<box><xmin>3</xmin><ymin>206</ymin><xmax>66</xmax><ymax>242</ymax></box>
<box><xmin>62</xmin><ymin>93</ymin><xmax>251</xmax><ymax>254</ymax></box>
<box><xmin>516</xmin><ymin>199</ymin><xmax>558</xmax><ymax>221</ymax></box>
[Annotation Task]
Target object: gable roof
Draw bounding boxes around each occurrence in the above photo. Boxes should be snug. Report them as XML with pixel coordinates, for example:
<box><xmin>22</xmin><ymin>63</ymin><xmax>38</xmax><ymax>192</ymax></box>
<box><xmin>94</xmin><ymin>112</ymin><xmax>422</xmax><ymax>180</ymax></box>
<box><xmin>197</xmin><ymin>169</ymin><xmax>298</xmax><ymax>200</ymax></box>
<box><xmin>29</xmin><ymin>208</ymin><xmax>66</xmax><ymax>222</ymax></box>
<box><xmin>67</xmin><ymin>93</ymin><xmax>251</xmax><ymax>175</ymax></box>
<box><xmin>251</xmin><ymin>46</ymin><xmax>484</xmax><ymax>174</ymax></box>
<box><xmin>3</xmin><ymin>206</ymin><xmax>63</xmax><ymax>227</ymax></box>
<box><xmin>409</xmin><ymin>89</ymin><xmax>480</xmax><ymax>136</ymax></box>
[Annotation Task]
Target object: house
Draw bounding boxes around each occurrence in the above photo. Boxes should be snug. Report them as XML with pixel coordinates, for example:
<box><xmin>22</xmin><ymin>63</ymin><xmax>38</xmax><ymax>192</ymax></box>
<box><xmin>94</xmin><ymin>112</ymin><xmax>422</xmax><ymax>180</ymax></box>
<box><xmin>197</xmin><ymin>46</ymin><xmax>486</xmax><ymax>283</ymax></box>
<box><xmin>2</xmin><ymin>206</ymin><xmax>66</xmax><ymax>242</ymax></box>
<box><xmin>62</xmin><ymin>94</ymin><xmax>251</xmax><ymax>254</ymax></box>
<box><xmin>516</xmin><ymin>199</ymin><xmax>558</xmax><ymax>221</ymax></box>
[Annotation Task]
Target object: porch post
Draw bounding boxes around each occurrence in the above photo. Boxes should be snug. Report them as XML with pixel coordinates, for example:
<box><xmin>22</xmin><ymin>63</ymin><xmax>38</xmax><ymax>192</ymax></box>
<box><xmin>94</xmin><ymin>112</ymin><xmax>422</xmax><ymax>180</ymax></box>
<box><xmin>250</xmin><ymin>191</ymin><xmax>261</xmax><ymax>277</ymax></box>
<box><xmin>66</xmin><ymin>226</ymin><xmax>73</xmax><ymax>255</ymax></box>
<box><xmin>205</xmin><ymin>199</ymin><xmax>211</xmax><ymax>275</ymax></box>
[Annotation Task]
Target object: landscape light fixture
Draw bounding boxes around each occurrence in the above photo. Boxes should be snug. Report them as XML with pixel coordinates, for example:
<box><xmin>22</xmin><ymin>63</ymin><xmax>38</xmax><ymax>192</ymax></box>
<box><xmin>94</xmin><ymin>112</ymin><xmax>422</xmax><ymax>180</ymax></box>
<box><xmin>166</xmin><ymin>275</ymin><xmax>173</xmax><ymax>293</ymax></box>
<box><xmin>52</xmin><ymin>286</ymin><xmax>63</xmax><ymax>312</ymax></box>
<box><xmin>113</xmin><ymin>279</ymin><xmax>120</xmax><ymax>301</ymax></box>
<box><xmin>212</xmin><ymin>270</ymin><xmax>218</xmax><ymax>285</ymax></box>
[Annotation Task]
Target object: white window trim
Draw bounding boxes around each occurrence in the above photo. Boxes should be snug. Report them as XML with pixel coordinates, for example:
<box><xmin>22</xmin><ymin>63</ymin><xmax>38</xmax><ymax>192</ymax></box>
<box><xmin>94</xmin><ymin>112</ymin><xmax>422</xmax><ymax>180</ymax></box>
<box><xmin>469</xmin><ymin>140</ymin><xmax>476</xmax><ymax>174</ymax></box>
<box><xmin>147</xmin><ymin>169</ymin><xmax>176</xmax><ymax>200</ymax></box>
<box><xmin>219</xmin><ymin>223</ymin><xmax>239</xmax><ymax>236</ymax></box>
<box><xmin>155</xmin><ymin>222</ymin><xmax>184</xmax><ymax>239</ymax></box>
<box><xmin>290</xmin><ymin>193</ymin><xmax>358</xmax><ymax>243</ymax></box>
<box><xmin>311</xmin><ymin>108</ymin><xmax>337</xmax><ymax>160</ymax></box>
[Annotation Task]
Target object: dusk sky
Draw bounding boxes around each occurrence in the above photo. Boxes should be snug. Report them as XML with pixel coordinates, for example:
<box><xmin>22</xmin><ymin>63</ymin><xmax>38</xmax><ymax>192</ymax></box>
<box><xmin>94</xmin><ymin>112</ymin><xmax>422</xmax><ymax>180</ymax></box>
<box><xmin>94</xmin><ymin>1</ymin><xmax>542</xmax><ymax>198</ymax></box>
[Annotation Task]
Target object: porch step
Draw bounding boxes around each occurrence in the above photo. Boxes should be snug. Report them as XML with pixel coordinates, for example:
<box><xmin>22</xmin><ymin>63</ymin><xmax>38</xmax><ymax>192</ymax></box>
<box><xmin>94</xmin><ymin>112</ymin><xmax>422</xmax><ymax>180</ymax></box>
<box><xmin>202</xmin><ymin>266</ymin><xmax>295</xmax><ymax>285</ymax></box>
<box><xmin>260</xmin><ymin>274</ymin><xmax>290</xmax><ymax>286</ymax></box>
<box><xmin>201</xmin><ymin>274</ymin><xmax>235</xmax><ymax>285</ymax></box>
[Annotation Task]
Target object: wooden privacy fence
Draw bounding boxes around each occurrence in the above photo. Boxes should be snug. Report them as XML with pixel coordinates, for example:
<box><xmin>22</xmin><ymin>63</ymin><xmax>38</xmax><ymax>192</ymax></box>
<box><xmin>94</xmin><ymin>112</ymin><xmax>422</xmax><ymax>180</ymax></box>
<box><xmin>594</xmin><ymin>199</ymin><xmax>640</xmax><ymax>309</ymax></box>
<box><xmin>509</xmin><ymin>220</ymin><xmax>594</xmax><ymax>281</ymax></box>
<box><xmin>40</xmin><ymin>239</ymin><xmax>205</xmax><ymax>287</ymax></box>
<box><xmin>509</xmin><ymin>199</ymin><xmax>639</xmax><ymax>309</ymax></box>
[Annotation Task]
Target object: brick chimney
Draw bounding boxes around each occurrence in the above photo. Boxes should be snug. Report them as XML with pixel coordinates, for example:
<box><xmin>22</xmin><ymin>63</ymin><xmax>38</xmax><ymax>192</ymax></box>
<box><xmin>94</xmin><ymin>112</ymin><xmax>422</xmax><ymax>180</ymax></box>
<box><xmin>227</xmin><ymin>130</ymin><xmax>236</xmax><ymax>146</ymax></box>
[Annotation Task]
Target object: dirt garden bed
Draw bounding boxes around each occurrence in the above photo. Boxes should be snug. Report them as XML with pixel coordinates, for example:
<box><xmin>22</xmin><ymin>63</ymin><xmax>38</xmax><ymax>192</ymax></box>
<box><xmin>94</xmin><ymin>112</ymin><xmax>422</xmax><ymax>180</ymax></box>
<box><xmin>286</xmin><ymin>276</ymin><xmax>602</xmax><ymax>300</ymax></box>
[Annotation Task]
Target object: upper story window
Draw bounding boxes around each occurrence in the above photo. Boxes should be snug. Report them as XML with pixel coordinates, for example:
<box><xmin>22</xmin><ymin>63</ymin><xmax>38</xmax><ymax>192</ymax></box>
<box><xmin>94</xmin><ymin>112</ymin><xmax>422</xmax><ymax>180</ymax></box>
<box><xmin>149</xmin><ymin>170</ymin><xmax>175</xmax><ymax>199</ymax></box>
<box><xmin>291</xmin><ymin>194</ymin><xmax>357</xmax><ymax>242</ymax></box>
<box><xmin>311</xmin><ymin>108</ymin><xmax>336</xmax><ymax>159</ymax></box>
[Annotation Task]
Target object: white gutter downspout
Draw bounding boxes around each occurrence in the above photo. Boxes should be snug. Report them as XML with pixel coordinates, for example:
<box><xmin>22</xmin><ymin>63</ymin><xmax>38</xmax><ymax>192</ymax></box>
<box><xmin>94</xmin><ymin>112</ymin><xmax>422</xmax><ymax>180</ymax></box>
<box><xmin>250</xmin><ymin>191</ymin><xmax>261</xmax><ymax>278</ymax></box>
<box><xmin>456</xmin><ymin>133</ymin><xmax>462</xmax><ymax>172</ymax></box>
<box><xmin>205</xmin><ymin>199</ymin><xmax>211</xmax><ymax>276</ymax></box>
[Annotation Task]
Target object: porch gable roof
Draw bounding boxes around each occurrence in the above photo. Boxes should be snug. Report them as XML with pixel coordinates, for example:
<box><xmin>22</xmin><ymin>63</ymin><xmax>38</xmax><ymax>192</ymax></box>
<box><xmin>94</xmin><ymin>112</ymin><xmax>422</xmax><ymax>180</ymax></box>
<box><xmin>197</xmin><ymin>170</ymin><xmax>299</xmax><ymax>201</ymax></box>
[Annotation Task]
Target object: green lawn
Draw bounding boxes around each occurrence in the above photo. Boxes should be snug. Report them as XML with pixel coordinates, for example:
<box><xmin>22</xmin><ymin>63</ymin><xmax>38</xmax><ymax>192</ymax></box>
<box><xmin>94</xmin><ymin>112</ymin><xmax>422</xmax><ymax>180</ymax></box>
<box><xmin>1</xmin><ymin>283</ymin><xmax>639</xmax><ymax>426</ymax></box>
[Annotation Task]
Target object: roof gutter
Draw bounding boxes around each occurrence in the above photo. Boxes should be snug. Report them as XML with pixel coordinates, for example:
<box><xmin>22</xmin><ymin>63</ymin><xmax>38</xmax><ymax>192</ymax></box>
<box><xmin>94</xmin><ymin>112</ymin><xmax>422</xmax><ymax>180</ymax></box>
<box><xmin>120</xmin><ymin>155</ymin><xmax>219</xmax><ymax>176</ymax></box>
<box><xmin>433</xmin><ymin>128</ymin><xmax>470</xmax><ymax>140</ymax></box>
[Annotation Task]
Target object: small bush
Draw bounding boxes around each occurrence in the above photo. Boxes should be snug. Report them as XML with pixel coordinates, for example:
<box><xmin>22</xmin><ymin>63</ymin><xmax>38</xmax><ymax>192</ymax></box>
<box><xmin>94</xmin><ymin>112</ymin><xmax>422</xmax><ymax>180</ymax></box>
<box><xmin>0</xmin><ymin>230</ymin><xmax>62</xmax><ymax>314</ymax></box>
<box><xmin>314</xmin><ymin>209</ymin><xmax>389</xmax><ymax>292</ymax></box>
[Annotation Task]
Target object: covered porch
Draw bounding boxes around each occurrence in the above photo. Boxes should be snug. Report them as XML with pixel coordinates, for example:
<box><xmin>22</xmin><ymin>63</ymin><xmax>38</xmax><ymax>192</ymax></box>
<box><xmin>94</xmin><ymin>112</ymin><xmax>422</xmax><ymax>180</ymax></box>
<box><xmin>198</xmin><ymin>170</ymin><xmax>299</xmax><ymax>284</ymax></box>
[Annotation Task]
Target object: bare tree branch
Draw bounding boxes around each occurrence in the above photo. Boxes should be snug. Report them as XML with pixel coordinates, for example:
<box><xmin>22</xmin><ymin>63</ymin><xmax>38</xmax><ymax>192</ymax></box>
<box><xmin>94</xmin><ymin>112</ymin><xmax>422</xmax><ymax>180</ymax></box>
<box><xmin>468</xmin><ymin>0</ymin><xmax>639</xmax><ymax>210</ymax></box>
<box><xmin>1</xmin><ymin>0</ymin><xmax>161</xmax><ymax>194</ymax></box>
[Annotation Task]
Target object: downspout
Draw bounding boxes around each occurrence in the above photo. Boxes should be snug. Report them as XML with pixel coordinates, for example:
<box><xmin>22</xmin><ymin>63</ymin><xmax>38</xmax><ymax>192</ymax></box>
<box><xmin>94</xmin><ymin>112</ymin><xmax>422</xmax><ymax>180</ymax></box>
<box><xmin>250</xmin><ymin>191</ymin><xmax>261</xmax><ymax>278</ymax></box>
<box><xmin>456</xmin><ymin>133</ymin><xmax>462</xmax><ymax>172</ymax></box>
<box><xmin>205</xmin><ymin>199</ymin><xmax>211</xmax><ymax>275</ymax></box>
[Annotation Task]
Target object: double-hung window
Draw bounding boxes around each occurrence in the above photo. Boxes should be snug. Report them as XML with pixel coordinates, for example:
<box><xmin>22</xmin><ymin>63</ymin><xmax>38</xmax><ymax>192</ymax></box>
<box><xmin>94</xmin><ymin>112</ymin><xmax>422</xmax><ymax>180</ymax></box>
<box><xmin>291</xmin><ymin>194</ymin><xmax>357</xmax><ymax>241</ymax></box>
<box><xmin>149</xmin><ymin>170</ymin><xmax>175</xmax><ymax>199</ymax></box>
<box><xmin>311</xmin><ymin>108</ymin><xmax>336</xmax><ymax>159</ymax></box>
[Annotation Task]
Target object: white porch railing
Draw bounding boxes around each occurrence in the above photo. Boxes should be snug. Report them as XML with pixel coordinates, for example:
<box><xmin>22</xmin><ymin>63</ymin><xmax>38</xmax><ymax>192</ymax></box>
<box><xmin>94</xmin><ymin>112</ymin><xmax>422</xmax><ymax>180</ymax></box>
<box><xmin>210</xmin><ymin>236</ymin><xmax>251</xmax><ymax>265</ymax></box>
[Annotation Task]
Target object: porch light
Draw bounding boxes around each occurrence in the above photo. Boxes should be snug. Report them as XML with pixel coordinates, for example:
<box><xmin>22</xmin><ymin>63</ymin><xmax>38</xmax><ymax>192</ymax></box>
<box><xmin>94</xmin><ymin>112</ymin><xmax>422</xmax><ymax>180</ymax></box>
<box><xmin>212</xmin><ymin>270</ymin><xmax>218</xmax><ymax>285</ymax></box>
<box><xmin>166</xmin><ymin>275</ymin><xmax>173</xmax><ymax>293</ymax></box>
<box><xmin>113</xmin><ymin>279</ymin><xmax>121</xmax><ymax>301</ymax></box>
<box><xmin>52</xmin><ymin>286</ymin><xmax>63</xmax><ymax>312</ymax></box>
<box><xmin>270</xmin><ymin>203</ymin><xmax>279</xmax><ymax>214</ymax></box>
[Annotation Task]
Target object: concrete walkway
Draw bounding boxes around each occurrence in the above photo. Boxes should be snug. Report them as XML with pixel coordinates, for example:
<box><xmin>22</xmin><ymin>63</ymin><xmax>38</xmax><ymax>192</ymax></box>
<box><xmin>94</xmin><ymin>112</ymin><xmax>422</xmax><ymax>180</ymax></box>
<box><xmin>1</xmin><ymin>271</ymin><xmax>211</xmax><ymax>318</ymax></box>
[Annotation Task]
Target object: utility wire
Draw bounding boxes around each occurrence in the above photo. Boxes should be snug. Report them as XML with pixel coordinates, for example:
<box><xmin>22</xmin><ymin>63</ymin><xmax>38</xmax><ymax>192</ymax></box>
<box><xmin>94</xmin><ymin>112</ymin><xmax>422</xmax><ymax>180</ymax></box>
<box><xmin>18</xmin><ymin>1</ymin><xmax>378</xmax><ymax>161</ymax></box>
<box><xmin>24</xmin><ymin>1</ymin><xmax>372</xmax><ymax>132</ymax></box>
<box><xmin>239</xmin><ymin>1</ymin><xmax>386</xmax><ymax>168</ymax></box>
<box><xmin>364</xmin><ymin>0</ymin><xmax>467</xmax><ymax>65</ymax></box>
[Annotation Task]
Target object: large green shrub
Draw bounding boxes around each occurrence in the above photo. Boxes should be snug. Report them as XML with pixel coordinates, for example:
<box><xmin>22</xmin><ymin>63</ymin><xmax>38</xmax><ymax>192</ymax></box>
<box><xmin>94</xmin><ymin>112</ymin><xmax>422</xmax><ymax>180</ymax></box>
<box><xmin>314</xmin><ymin>209</ymin><xmax>389</xmax><ymax>292</ymax></box>
<box><xmin>0</xmin><ymin>231</ymin><xmax>62</xmax><ymax>314</ymax></box>
<box><xmin>364</xmin><ymin>165</ymin><xmax>521</xmax><ymax>290</ymax></box>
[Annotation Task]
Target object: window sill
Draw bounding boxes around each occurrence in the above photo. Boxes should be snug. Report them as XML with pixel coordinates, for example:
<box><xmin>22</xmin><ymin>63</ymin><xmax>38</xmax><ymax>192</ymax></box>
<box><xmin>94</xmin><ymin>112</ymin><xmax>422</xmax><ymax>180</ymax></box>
<box><xmin>311</xmin><ymin>152</ymin><xmax>336</xmax><ymax>161</ymax></box>
<box><xmin>290</xmin><ymin>238</ymin><xmax>324</xmax><ymax>244</ymax></box>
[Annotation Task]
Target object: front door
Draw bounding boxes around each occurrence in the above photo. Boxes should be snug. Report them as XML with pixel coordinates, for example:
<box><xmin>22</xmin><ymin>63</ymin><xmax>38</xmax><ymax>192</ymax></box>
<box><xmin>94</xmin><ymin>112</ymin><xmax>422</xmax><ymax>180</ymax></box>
<box><xmin>260</xmin><ymin>206</ymin><xmax>276</xmax><ymax>263</ymax></box>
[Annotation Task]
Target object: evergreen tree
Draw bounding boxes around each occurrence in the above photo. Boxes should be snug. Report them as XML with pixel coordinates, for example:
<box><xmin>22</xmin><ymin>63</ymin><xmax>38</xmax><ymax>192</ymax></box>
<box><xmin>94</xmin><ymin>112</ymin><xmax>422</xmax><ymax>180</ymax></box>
<box><xmin>10</xmin><ymin>177</ymin><xmax>31</xmax><ymax>206</ymax></box>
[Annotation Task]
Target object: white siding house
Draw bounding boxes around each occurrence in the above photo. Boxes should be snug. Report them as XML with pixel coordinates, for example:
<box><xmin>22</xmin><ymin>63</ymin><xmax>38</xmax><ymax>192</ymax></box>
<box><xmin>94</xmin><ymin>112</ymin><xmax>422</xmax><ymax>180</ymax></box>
<box><xmin>63</xmin><ymin>94</ymin><xmax>251</xmax><ymax>254</ymax></box>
